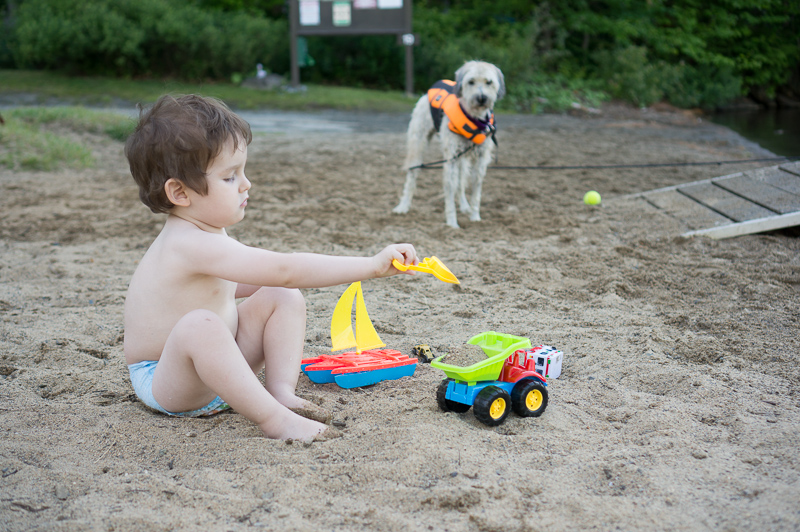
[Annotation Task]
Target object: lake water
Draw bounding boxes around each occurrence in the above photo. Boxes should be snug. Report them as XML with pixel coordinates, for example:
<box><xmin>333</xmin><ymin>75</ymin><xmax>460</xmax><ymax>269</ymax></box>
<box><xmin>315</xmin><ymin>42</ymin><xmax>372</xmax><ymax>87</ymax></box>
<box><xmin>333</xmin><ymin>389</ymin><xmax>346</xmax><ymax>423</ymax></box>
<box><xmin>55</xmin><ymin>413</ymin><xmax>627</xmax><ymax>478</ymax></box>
<box><xmin>709</xmin><ymin>108</ymin><xmax>800</xmax><ymax>158</ymax></box>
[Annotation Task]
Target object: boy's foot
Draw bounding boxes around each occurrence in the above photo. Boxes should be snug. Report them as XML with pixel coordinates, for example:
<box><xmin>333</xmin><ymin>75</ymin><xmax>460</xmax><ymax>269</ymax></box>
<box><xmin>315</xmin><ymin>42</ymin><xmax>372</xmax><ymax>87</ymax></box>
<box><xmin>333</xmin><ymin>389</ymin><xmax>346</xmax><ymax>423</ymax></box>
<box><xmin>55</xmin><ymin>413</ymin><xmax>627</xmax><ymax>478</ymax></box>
<box><xmin>262</xmin><ymin>416</ymin><xmax>321</xmax><ymax>441</ymax></box>
<box><xmin>290</xmin><ymin>403</ymin><xmax>332</xmax><ymax>424</ymax></box>
<box><xmin>312</xmin><ymin>426</ymin><xmax>342</xmax><ymax>442</ymax></box>
<box><xmin>274</xmin><ymin>392</ymin><xmax>332</xmax><ymax>424</ymax></box>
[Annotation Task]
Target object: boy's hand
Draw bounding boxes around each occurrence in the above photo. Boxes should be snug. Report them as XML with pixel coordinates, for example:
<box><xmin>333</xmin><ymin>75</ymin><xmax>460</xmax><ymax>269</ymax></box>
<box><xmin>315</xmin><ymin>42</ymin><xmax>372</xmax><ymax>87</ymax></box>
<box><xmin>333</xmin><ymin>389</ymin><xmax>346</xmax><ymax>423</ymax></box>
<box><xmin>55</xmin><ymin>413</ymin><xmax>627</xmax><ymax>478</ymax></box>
<box><xmin>374</xmin><ymin>244</ymin><xmax>418</xmax><ymax>278</ymax></box>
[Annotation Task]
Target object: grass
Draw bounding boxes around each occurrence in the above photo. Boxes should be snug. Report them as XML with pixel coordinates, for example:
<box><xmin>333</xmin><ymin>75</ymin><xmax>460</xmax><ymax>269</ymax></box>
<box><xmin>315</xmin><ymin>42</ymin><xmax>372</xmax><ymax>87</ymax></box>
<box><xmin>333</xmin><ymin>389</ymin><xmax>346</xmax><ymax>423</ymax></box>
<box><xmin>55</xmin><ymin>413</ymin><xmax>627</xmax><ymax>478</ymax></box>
<box><xmin>0</xmin><ymin>69</ymin><xmax>611</xmax><ymax>114</ymax></box>
<box><xmin>0</xmin><ymin>106</ymin><xmax>136</xmax><ymax>171</ymax></box>
<box><xmin>0</xmin><ymin>69</ymin><xmax>417</xmax><ymax>113</ymax></box>
<box><xmin>0</xmin><ymin>68</ymin><xmax>418</xmax><ymax>171</ymax></box>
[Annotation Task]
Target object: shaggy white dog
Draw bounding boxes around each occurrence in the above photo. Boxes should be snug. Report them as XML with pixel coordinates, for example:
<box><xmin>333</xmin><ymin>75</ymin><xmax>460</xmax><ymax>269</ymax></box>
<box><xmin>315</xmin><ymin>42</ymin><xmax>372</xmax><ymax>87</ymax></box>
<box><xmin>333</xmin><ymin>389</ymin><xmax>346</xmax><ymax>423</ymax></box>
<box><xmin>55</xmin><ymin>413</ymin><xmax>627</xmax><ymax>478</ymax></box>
<box><xmin>393</xmin><ymin>61</ymin><xmax>505</xmax><ymax>228</ymax></box>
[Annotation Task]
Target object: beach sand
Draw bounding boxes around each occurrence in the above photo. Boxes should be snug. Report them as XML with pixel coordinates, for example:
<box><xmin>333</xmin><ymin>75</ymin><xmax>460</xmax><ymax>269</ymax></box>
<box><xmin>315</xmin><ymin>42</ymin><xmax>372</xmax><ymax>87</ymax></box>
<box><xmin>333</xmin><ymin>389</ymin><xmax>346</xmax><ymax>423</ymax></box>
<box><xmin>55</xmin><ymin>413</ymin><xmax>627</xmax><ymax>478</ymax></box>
<box><xmin>1</xmin><ymin>103</ymin><xmax>798</xmax><ymax>531</ymax></box>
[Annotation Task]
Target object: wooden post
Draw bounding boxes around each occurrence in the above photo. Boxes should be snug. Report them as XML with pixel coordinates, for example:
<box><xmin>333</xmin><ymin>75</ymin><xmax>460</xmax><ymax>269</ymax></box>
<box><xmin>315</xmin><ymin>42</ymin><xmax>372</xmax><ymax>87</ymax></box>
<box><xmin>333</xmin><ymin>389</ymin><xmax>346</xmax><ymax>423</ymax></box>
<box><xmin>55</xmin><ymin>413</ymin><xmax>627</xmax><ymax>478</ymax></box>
<box><xmin>404</xmin><ymin>0</ymin><xmax>414</xmax><ymax>97</ymax></box>
<box><xmin>404</xmin><ymin>38</ymin><xmax>414</xmax><ymax>97</ymax></box>
<box><xmin>289</xmin><ymin>0</ymin><xmax>300</xmax><ymax>88</ymax></box>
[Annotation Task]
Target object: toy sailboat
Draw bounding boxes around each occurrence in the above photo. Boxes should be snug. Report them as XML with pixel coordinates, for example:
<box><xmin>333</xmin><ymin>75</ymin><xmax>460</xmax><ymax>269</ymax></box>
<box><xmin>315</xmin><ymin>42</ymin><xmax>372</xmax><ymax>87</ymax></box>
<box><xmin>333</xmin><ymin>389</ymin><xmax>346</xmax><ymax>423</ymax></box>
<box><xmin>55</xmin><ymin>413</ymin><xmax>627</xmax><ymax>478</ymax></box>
<box><xmin>301</xmin><ymin>282</ymin><xmax>417</xmax><ymax>389</ymax></box>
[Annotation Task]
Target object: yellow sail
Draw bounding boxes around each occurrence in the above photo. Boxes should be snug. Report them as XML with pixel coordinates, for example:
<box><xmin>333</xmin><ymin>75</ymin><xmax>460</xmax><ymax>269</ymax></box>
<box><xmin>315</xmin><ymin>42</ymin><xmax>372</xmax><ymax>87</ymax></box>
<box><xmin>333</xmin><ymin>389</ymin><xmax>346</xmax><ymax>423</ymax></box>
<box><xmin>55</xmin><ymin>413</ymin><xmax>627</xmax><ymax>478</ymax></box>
<box><xmin>353</xmin><ymin>283</ymin><xmax>385</xmax><ymax>352</ymax></box>
<box><xmin>331</xmin><ymin>283</ymin><xmax>358</xmax><ymax>350</ymax></box>
<box><xmin>330</xmin><ymin>282</ymin><xmax>385</xmax><ymax>354</ymax></box>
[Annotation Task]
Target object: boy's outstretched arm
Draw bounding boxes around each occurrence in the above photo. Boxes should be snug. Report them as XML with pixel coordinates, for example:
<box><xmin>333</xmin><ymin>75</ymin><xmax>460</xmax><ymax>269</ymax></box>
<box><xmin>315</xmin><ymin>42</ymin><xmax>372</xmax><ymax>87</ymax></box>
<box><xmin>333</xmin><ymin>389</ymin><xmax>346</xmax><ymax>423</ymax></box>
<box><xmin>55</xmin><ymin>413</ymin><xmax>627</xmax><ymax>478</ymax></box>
<box><xmin>182</xmin><ymin>231</ymin><xmax>418</xmax><ymax>289</ymax></box>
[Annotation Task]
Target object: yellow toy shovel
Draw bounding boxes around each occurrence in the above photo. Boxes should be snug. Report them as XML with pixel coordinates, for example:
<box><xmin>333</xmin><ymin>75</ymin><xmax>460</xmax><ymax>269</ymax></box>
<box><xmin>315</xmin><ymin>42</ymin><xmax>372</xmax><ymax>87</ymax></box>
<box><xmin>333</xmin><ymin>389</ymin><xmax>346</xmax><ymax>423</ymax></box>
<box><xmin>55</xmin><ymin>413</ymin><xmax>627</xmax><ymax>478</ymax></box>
<box><xmin>392</xmin><ymin>256</ymin><xmax>460</xmax><ymax>284</ymax></box>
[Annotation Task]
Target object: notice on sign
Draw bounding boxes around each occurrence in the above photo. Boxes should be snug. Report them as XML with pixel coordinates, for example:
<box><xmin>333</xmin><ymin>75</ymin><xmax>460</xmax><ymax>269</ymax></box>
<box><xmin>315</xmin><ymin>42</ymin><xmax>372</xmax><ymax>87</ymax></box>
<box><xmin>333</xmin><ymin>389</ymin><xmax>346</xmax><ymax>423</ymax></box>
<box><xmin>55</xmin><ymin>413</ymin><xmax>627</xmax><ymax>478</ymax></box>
<box><xmin>377</xmin><ymin>0</ymin><xmax>402</xmax><ymax>8</ymax></box>
<box><xmin>332</xmin><ymin>1</ymin><xmax>352</xmax><ymax>26</ymax></box>
<box><xmin>353</xmin><ymin>0</ymin><xmax>376</xmax><ymax>8</ymax></box>
<box><xmin>299</xmin><ymin>0</ymin><xmax>320</xmax><ymax>25</ymax></box>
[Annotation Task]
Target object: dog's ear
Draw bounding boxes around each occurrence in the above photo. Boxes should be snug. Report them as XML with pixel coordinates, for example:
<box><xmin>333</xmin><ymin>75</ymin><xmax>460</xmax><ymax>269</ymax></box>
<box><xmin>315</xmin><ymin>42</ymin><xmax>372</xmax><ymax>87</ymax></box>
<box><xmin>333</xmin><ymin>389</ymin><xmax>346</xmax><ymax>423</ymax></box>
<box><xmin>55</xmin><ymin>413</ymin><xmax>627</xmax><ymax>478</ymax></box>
<box><xmin>495</xmin><ymin>66</ymin><xmax>506</xmax><ymax>100</ymax></box>
<box><xmin>454</xmin><ymin>62</ymin><xmax>469</xmax><ymax>97</ymax></box>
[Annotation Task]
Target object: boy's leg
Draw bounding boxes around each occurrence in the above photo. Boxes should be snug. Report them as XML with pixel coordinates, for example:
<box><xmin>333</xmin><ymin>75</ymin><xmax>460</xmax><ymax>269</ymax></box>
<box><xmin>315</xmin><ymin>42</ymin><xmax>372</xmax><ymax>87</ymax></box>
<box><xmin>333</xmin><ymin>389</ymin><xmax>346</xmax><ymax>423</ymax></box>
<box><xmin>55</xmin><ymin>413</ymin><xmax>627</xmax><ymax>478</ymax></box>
<box><xmin>151</xmin><ymin>308</ymin><xmax>329</xmax><ymax>441</ymax></box>
<box><xmin>235</xmin><ymin>287</ymin><xmax>329</xmax><ymax>417</ymax></box>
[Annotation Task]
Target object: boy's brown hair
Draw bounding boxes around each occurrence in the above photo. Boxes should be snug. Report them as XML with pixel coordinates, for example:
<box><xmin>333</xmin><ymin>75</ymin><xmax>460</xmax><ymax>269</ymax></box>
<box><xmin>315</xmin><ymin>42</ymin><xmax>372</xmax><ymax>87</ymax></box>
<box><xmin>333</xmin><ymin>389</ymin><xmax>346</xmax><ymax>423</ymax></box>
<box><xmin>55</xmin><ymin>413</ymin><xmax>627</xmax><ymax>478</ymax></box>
<box><xmin>125</xmin><ymin>95</ymin><xmax>252</xmax><ymax>214</ymax></box>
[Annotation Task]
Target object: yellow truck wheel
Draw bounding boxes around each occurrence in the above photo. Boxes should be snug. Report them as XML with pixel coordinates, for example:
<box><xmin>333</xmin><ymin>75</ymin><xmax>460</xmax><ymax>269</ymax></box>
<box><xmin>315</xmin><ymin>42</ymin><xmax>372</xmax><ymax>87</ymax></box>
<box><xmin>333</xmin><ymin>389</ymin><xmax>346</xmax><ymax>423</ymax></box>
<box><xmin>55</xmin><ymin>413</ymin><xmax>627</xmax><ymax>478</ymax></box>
<box><xmin>511</xmin><ymin>380</ymin><xmax>548</xmax><ymax>417</ymax></box>
<box><xmin>473</xmin><ymin>386</ymin><xmax>510</xmax><ymax>426</ymax></box>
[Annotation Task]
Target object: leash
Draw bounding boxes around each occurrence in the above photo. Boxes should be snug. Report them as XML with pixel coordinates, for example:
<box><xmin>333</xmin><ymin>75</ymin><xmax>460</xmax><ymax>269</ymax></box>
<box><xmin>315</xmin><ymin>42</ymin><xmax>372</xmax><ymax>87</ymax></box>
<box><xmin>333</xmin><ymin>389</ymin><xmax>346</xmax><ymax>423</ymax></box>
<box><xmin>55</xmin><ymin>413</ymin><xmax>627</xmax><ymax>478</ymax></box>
<box><xmin>407</xmin><ymin>125</ymin><xmax>499</xmax><ymax>170</ymax></box>
<box><xmin>407</xmin><ymin>143</ymin><xmax>479</xmax><ymax>170</ymax></box>
<box><xmin>411</xmin><ymin>155</ymin><xmax>800</xmax><ymax>171</ymax></box>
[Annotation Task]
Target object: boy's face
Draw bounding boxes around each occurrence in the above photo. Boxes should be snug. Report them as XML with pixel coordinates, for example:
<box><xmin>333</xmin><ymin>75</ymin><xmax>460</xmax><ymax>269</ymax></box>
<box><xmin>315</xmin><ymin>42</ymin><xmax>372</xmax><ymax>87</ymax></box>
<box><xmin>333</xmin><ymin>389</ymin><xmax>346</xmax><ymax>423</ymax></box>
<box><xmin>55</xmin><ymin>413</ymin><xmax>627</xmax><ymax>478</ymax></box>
<box><xmin>185</xmin><ymin>138</ymin><xmax>250</xmax><ymax>230</ymax></box>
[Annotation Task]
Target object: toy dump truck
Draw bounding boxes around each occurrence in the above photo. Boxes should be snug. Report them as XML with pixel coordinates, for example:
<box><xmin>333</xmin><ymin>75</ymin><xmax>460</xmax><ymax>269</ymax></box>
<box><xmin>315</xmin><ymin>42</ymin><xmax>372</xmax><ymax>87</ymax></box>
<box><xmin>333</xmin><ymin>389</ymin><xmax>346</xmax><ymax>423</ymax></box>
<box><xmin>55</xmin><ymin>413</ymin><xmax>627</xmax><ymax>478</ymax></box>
<box><xmin>431</xmin><ymin>332</ymin><xmax>551</xmax><ymax>426</ymax></box>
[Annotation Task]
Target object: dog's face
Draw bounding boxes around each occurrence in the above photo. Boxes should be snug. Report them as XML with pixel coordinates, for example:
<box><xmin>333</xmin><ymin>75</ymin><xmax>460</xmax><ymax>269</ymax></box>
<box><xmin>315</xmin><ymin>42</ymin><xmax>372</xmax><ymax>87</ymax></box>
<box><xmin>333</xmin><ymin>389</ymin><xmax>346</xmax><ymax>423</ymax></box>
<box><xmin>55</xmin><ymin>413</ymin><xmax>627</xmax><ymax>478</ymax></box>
<box><xmin>454</xmin><ymin>61</ymin><xmax>505</xmax><ymax>119</ymax></box>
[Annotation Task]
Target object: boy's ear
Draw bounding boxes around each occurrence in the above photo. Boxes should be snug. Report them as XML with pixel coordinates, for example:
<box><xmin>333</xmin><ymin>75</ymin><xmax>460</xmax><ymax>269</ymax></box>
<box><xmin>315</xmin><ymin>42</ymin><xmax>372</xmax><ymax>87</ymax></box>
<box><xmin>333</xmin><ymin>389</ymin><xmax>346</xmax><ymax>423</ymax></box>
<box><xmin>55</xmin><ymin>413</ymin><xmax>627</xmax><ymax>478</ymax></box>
<box><xmin>164</xmin><ymin>178</ymin><xmax>191</xmax><ymax>207</ymax></box>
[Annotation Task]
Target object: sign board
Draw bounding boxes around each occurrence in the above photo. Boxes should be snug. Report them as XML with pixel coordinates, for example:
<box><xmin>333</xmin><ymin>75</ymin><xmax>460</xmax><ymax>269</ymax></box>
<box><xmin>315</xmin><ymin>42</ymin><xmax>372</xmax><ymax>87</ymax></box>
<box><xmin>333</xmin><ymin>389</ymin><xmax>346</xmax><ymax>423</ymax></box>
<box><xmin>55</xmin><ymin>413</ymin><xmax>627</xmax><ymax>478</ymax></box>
<box><xmin>289</xmin><ymin>0</ymin><xmax>415</xmax><ymax>94</ymax></box>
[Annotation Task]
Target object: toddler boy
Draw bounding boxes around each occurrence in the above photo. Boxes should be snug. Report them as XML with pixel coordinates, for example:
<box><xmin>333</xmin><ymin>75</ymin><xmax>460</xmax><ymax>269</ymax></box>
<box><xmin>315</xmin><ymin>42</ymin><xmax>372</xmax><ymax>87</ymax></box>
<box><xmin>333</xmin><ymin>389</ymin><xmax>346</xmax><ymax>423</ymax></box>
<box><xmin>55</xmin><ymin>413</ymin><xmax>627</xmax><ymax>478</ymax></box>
<box><xmin>123</xmin><ymin>95</ymin><xmax>417</xmax><ymax>442</ymax></box>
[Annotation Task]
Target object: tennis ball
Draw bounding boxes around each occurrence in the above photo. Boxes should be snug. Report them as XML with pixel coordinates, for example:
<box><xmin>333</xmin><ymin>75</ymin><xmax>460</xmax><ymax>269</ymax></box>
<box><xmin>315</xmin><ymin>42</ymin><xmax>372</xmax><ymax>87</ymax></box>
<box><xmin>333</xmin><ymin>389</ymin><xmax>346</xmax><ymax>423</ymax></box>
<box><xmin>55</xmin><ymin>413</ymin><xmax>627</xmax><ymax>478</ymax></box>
<box><xmin>583</xmin><ymin>190</ymin><xmax>601</xmax><ymax>205</ymax></box>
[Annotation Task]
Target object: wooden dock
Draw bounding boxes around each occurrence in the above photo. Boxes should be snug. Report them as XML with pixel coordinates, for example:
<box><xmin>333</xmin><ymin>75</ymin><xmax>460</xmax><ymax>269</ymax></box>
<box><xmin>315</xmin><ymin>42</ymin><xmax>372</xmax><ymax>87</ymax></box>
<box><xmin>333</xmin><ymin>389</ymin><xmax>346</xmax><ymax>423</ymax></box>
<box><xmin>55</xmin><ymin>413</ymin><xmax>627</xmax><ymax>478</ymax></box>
<box><xmin>624</xmin><ymin>161</ymin><xmax>800</xmax><ymax>239</ymax></box>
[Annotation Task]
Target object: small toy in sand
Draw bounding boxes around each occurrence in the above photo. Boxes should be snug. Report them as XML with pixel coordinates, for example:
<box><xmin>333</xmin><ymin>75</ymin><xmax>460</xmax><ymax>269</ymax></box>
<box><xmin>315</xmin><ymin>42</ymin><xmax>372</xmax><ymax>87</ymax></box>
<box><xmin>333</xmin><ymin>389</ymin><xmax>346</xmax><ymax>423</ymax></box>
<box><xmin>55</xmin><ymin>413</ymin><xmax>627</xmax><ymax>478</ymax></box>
<box><xmin>411</xmin><ymin>344</ymin><xmax>436</xmax><ymax>363</ymax></box>
<box><xmin>517</xmin><ymin>345</ymin><xmax>563</xmax><ymax>379</ymax></box>
<box><xmin>431</xmin><ymin>332</ymin><xmax>551</xmax><ymax>426</ymax></box>
<box><xmin>301</xmin><ymin>282</ymin><xmax>417</xmax><ymax>388</ymax></box>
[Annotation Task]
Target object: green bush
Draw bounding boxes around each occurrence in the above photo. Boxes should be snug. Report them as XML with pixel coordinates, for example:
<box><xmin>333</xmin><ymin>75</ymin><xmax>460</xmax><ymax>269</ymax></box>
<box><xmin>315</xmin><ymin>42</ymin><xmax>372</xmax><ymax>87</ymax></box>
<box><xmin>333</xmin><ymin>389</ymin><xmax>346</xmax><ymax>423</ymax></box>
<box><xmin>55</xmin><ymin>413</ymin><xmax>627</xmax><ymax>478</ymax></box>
<box><xmin>593</xmin><ymin>46</ymin><xmax>675</xmax><ymax>108</ymax></box>
<box><xmin>6</xmin><ymin>0</ymin><xmax>799</xmax><ymax>110</ymax></box>
<box><xmin>506</xmin><ymin>74</ymin><xmax>608</xmax><ymax>113</ymax></box>
<box><xmin>664</xmin><ymin>64</ymin><xmax>743</xmax><ymax>110</ymax></box>
<box><xmin>570</xmin><ymin>0</ymin><xmax>799</xmax><ymax>108</ymax></box>
<box><xmin>11</xmin><ymin>0</ymin><xmax>287</xmax><ymax>80</ymax></box>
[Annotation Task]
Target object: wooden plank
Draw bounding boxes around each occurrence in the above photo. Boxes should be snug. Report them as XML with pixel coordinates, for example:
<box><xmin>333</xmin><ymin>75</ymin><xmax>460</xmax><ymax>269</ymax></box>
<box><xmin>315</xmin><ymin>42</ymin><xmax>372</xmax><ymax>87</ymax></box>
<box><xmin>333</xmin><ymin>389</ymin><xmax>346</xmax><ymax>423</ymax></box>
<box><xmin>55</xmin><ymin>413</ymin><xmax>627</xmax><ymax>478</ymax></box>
<box><xmin>766</xmin><ymin>168</ymin><xmax>800</xmax><ymax>195</ymax></box>
<box><xmin>683</xmin><ymin>211</ymin><xmax>800</xmax><ymax>239</ymax></box>
<box><xmin>616</xmin><ymin>176</ymin><xmax>717</xmax><ymax>200</ymax></box>
<box><xmin>677</xmin><ymin>182</ymin><xmax>775</xmax><ymax>222</ymax></box>
<box><xmin>739</xmin><ymin>165</ymin><xmax>800</xmax><ymax>195</ymax></box>
<box><xmin>713</xmin><ymin>174</ymin><xmax>800</xmax><ymax>214</ymax></box>
<box><xmin>779</xmin><ymin>161</ymin><xmax>800</xmax><ymax>177</ymax></box>
<box><xmin>642</xmin><ymin>189</ymin><xmax>731</xmax><ymax>230</ymax></box>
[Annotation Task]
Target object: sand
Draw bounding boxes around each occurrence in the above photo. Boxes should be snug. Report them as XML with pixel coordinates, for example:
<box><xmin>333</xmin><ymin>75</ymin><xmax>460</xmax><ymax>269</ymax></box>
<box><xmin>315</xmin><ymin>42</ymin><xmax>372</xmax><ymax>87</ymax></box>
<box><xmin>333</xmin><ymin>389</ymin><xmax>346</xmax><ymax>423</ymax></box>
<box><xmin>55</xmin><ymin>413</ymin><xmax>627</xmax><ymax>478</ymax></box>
<box><xmin>1</xmin><ymin>103</ymin><xmax>799</xmax><ymax>531</ymax></box>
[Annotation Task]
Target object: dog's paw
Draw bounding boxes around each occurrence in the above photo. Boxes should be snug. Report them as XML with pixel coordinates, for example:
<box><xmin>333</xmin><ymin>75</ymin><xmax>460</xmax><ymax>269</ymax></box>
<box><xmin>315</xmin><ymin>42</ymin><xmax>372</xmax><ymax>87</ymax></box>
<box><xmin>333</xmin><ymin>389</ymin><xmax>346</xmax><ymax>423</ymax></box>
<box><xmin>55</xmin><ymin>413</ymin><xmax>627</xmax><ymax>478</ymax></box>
<box><xmin>469</xmin><ymin>212</ymin><xmax>482</xmax><ymax>222</ymax></box>
<box><xmin>392</xmin><ymin>204</ymin><xmax>410</xmax><ymax>214</ymax></box>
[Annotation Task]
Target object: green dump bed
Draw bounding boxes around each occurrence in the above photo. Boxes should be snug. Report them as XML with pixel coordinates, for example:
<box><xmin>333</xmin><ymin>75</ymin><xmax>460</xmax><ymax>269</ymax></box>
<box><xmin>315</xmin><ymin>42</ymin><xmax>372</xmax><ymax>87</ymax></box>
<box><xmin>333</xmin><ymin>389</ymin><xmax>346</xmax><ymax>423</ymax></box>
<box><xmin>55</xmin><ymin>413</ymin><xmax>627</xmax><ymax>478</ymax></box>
<box><xmin>430</xmin><ymin>332</ymin><xmax>531</xmax><ymax>385</ymax></box>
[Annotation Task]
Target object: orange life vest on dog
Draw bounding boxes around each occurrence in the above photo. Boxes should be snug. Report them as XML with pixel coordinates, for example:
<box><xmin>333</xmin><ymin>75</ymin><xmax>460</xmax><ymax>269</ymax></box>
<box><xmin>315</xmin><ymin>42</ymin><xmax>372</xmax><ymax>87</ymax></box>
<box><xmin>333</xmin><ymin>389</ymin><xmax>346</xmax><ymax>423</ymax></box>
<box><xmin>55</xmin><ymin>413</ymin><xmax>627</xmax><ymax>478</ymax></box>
<box><xmin>427</xmin><ymin>79</ymin><xmax>496</xmax><ymax>145</ymax></box>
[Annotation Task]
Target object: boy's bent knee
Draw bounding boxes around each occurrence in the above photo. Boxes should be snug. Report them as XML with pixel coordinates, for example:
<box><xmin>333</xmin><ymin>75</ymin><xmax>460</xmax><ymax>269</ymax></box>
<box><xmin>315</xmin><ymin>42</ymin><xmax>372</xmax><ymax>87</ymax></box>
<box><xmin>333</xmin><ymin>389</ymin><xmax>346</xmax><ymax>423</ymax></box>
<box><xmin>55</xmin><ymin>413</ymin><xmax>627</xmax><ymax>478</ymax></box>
<box><xmin>281</xmin><ymin>287</ymin><xmax>305</xmax><ymax>309</ymax></box>
<box><xmin>280</xmin><ymin>288</ymin><xmax>306</xmax><ymax>316</ymax></box>
<box><xmin>254</xmin><ymin>286</ymin><xmax>306</xmax><ymax>312</ymax></box>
